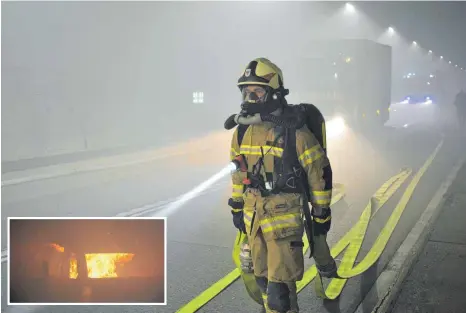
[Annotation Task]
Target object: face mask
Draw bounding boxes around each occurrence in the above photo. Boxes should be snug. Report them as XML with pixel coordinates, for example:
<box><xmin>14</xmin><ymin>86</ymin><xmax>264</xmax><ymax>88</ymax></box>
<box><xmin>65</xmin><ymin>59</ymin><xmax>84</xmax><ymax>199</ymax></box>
<box><xmin>239</xmin><ymin>86</ymin><xmax>282</xmax><ymax>117</ymax></box>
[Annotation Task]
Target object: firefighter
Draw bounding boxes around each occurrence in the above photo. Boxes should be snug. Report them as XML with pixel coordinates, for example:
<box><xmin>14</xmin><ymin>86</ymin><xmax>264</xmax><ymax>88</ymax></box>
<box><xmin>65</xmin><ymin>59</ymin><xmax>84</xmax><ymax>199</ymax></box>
<box><xmin>229</xmin><ymin>58</ymin><xmax>337</xmax><ymax>313</ymax></box>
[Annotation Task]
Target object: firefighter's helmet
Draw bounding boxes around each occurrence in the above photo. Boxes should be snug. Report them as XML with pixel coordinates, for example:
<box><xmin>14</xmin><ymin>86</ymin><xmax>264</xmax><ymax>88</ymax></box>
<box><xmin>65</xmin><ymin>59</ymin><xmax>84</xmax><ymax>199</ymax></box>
<box><xmin>237</xmin><ymin>58</ymin><xmax>287</xmax><ymax>95</ymax></box>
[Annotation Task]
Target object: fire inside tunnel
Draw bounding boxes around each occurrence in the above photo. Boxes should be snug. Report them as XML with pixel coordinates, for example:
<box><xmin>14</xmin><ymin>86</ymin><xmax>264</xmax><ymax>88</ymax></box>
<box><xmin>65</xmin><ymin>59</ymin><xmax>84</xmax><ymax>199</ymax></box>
<box><xmin>8</xmin><ymin>219</ymin><xmax>165</xmax><ymax>304</ymax></box>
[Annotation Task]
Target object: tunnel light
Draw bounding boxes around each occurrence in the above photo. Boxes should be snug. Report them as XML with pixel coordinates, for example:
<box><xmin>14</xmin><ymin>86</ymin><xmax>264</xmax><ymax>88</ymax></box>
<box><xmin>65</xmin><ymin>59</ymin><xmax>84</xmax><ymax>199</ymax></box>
<box><xmin>345</xmin><ymin>3</ymin><xmax>356</xmax><ymax>13</ymax></box>
<box><xmin>412</xmin><ymin>41</ymin><xmax>417</xmax><ymax>46</ymax></box>
<box><xmin>430</xmin><ymin>74</ymin><xmax>434</xmax><ymax>78</ymax></box>
<box><xmin>427</xmin><ymin>82</ymin><xmax>431</xmax><ymax>85</ymax></box>
<box><xmin>193</xmin><ymin>91</ymin><xmax>204</xmax><ymax>104</ymax></box>
<box><xmin>388</xmin><ymin>27</ymin><xmax>395</xmax><ymax>34</ymax></box>
<box><xmin>449</xmin><ymin>61</ymin><xmax>452</xmax><ymax>64</ymax></box>
<box><xmin>334</xmin><ymin>73</ymin><xmax>338</xmax><ymax>79</ymax></box>
<box><xmin>345</xmin><ymin>57</ymin><xmax>352</xmax><ymax>63</ymax></box>
<box><xmin>455</xmin><ymin>64</ymin><xmax>458</xmax><ymax>67</ymax></box>
<box><xmin>428</xmin><ymin>50</ymin><xmax>432</xmax><ymax>54</ymax></box>
<box><xmin>440</xmin><ymin>56</ymin><xmax>444</xmax><ymax>59</ymax></box>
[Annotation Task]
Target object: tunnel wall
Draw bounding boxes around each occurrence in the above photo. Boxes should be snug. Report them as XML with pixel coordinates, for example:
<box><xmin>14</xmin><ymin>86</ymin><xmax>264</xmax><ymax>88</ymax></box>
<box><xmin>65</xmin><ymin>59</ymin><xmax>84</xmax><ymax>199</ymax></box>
<box><xmin>2</xmin><ymin>2</ymin><xmax>331</xmax><ymax>162</ymax></box>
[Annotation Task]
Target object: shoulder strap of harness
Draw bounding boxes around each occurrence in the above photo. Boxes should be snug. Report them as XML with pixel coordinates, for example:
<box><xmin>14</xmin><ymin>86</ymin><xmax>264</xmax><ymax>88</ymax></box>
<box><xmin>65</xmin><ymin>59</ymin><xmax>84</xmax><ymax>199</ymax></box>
<box><xmin>283</xmin><ymin>126</ymin><xmax>315</xmax><ymax>259</ymax></box>
<box><xmin>237</xmin><ymin>124</ymin><xmax>249</xmax><ymax>147</ymax></box>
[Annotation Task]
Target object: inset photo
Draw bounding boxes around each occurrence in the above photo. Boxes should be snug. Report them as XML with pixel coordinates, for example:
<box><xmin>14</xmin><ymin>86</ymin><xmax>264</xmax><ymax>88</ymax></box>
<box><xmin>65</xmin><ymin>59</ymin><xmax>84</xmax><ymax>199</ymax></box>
<box><xmin>8</xmin><ymin>217</ymin><xmax>166</xmax><ymax>305</ymax></box>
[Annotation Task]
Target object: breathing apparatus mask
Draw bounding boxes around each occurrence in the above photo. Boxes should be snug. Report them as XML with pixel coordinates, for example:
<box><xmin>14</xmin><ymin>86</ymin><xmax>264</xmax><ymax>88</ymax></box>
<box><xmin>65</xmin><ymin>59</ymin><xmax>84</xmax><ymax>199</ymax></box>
<box><xmin>224</xmin><ymin>57</ymin><xmax>294</xmax><ymax>130</ymax></box>
<box><xmin>224</xmin><ymin>86</ymin><xmax>298</xmax><ymax>130</ymax></box>
<box><xmin>239</xmin><ymin>85</ymin><xmax>286</xmax><ymax>117</ymax></box>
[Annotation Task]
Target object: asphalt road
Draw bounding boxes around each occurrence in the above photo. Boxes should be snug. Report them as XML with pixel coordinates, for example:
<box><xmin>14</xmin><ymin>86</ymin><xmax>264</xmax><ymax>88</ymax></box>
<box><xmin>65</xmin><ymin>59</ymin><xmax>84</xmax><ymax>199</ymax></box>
<box><xmin>2</xmin><ymin>121</ymin><xmax>464</xmax><ymax>313</ymax></box>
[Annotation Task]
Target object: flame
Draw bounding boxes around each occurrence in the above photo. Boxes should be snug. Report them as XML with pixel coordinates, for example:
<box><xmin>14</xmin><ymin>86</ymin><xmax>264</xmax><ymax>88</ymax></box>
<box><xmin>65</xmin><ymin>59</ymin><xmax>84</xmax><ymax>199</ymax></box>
<box><xmin>85</xmin><ymin>253</ymin><xmax>134</xmax><ymax>278</ymax></box>
<box><xmin>49</xmin><ymin>243</ymin><xmax>65</xmax><ymax>253</ymax></box>
<box><xmin>69</xmin><ymin>254</ymin><xmax>78</xmax><ymax>279</ymax></box>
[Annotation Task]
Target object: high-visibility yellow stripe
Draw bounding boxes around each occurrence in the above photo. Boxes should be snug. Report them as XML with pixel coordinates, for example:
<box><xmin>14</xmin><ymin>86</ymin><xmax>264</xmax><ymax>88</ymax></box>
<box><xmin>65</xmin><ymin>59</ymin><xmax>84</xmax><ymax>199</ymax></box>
<box><xmin>232</xmin><ymin>184</ymin><xmax>244</xmax><ymax>198</ymax></box>
<box><xmin>298</xmin><ymin>145</ymin><xmax>320</xmax><ymax>161</ymax></box>
<box><xmin>314</xmin><ymin>215</ymin><xmax>331</xmax><ymax>224</ymax></box>
<box><xmin>311</xmin><ymin>190</ymin><xmax>332</xmax><ymax>206</ymax></box>
<box><xmin>298</xmin><ymin>145</ymin><xmax>324</xmax><ymax>167</ymax></box>
<box><xmin>322</xmin><ymin>122</ymin><xmax>327</xmax><ymax>149</ymax></box>
<box><xmin>240</xmin><ymin>145</ymin><xmax>283</xmax><ymax>157</ymax></box>
<box><xmin>230</xmin><ymin>148</ymin><xmax>239</xmax><ymax>160</ymax></box>
<box><xmin>262</xmin><ymin>222</ymin><xmax>301</xmax><ymax>234</ymax></box>
<box><xmin>243</xmin><ymin>211</ymin><xmax>253</xmax><ymax>227</ymax></box>
<box><xmin>262</xmin><ymin>213</ymin><xmax>299</xmax><ymax>222</ymax></box>
<box><xmin>260</xmin><ymin>213</ymin><xmax>302</xmax><ymax>233</ymax></box>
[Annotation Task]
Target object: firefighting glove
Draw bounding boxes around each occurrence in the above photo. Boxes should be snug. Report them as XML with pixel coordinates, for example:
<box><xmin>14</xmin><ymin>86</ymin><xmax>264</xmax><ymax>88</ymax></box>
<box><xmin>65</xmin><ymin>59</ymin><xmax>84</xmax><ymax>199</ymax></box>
<box><xmin>228</xmin><ymin>198</ymin><xmax>246</xmax><ymax>234</ymax></box>
<box><xmin>312</xmin><ymin>208</ymin><xmax>332</xmax><ymax>236</ymax></box>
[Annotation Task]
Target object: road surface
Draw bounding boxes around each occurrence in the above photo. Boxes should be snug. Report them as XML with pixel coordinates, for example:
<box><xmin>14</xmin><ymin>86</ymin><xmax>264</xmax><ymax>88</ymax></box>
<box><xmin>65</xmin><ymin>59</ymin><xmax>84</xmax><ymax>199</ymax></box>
<box><xmin>2</xmin><ymin>123</ymin><xmax>464</xmax><ymax>313</ymax></box>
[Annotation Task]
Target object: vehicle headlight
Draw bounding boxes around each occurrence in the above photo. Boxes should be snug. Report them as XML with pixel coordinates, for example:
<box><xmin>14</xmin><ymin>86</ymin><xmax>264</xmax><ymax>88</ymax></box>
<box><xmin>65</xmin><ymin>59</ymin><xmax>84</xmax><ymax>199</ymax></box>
<box><xmin>326</xmin><ymin>116</ymin><xmax>346</xmax><ymax>139</ymax></box>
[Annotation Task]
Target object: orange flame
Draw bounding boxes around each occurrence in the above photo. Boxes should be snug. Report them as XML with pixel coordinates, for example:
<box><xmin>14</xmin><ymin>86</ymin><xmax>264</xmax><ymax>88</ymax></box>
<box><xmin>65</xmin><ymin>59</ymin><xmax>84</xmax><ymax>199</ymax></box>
<box><xmin>69</xmin><ymin>254</ymin><xmax>78</xmax><ymax>279</ymax></box>
<box><xmin>85</xmin><ymin>253</ymin><xmax>134</xmax><ymax>278</ymax></box>
<box><xmin>49</xmin><ymin>243</ymin><xmax>65</xmax><ymax>253</ymax></box>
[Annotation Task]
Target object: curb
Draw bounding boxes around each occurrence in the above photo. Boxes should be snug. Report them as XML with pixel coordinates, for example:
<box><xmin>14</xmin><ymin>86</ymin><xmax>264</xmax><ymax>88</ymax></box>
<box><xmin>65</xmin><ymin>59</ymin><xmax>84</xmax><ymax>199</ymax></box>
<box><xmin>354</xmin><ymin>156</ymin><xmax>466</xmax><ymax>313</ymax></box>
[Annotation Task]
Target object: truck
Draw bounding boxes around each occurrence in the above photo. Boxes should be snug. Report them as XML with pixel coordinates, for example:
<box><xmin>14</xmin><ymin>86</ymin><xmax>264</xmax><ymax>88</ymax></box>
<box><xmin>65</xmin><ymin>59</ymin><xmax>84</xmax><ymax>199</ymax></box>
<box><xmin>286</xmin><ymin>39</ymin><xmax>392</xmax><ymax>129</ymax></box>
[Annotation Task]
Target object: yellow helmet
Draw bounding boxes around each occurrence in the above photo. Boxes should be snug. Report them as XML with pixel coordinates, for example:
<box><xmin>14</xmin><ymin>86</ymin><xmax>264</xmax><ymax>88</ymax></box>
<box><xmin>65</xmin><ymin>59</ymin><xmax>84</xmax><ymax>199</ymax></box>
<box><xmin>237</xmin><ymin>58</ymin><xmax>287</xmax><ymax>94</ymax></box>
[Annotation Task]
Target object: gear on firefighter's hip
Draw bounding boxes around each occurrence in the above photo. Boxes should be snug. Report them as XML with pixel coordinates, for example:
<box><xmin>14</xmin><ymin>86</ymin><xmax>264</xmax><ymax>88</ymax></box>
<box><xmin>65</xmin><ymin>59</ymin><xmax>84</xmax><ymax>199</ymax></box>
<box><xmin>312</xmin><ymin>208</ymin><xmax>332</xmax><ymax>236</ymax></box>
<box><xmin>229</xmin><ymin>198</ymin><xmax>247</xmax><ymax>233</ymax></box>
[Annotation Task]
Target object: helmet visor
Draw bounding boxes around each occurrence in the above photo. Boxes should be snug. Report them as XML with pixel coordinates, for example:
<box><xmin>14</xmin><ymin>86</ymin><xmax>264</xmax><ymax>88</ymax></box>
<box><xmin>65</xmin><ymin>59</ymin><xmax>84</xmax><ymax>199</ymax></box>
<box><xmin>241</xmin><ymin>86</ymin><xmax>268</xmax><ymax>103</ymax></box>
